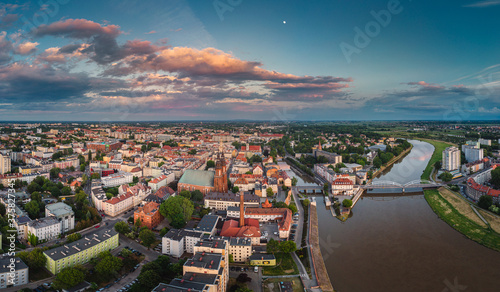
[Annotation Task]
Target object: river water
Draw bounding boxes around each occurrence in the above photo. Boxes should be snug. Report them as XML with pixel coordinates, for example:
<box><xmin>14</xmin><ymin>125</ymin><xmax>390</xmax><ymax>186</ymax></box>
<box><xmin>317</xmin><ymin>140</ymin><xmax>500</xmax><ymax>292</ymax></box>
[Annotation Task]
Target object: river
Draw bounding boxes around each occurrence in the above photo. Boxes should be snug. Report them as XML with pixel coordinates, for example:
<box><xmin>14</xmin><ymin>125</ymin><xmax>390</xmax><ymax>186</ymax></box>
<box><xmin>317</xmin><ymin>139</ymin><xmax>500</xmax><ymax>292</ymax></box>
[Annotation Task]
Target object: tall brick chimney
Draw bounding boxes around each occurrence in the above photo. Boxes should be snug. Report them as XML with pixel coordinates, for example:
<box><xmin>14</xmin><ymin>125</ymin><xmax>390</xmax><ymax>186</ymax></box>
<box><xmin>239</xmin><ymin>192</ymin><xmax>244</xmax><ymax>227</ymax></box>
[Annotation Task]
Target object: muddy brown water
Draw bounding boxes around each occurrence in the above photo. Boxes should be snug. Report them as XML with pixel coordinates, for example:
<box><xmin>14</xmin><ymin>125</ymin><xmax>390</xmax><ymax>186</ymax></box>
<box><xmin>318</xmin><ymin>140</ymin><xmax>500</xmax><ymax>292</ymax></box>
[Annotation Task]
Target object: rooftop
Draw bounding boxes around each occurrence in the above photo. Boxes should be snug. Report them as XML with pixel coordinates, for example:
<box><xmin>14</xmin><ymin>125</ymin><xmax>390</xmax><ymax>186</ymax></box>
<box><xmin>178</xmin><ymin>169</ymin><xmax>215</xmax><ymax>187</ymax></box>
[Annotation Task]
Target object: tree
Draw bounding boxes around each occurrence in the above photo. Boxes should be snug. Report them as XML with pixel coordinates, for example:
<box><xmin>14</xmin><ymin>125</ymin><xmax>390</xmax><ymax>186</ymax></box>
<box><xmin>61</xmin><ymin>186</ymin><xmax>72</xmax><ymax>197</ymax></box>
<box><xmin>235</xmin><ymin>288</ymin><xmax>253</xmax><ymax>292</ymax></box>
<box><xmin>160</xmin><ymin>196</ymin><xmax>194</xmax><ymax>224</ymax></box>
<box><xmin>179</xmin><ymin>190</ymin><xmax>191</xmax><ymax>199</ymax></box>
<box><xmin>113</xmin><ymin>221</ymin><xmax>130</xmax><ymax>235</ymax></box>
<box><xmin>50</xmin><ymin>167</ymin><xmax>61</xmax><ymax>178</ymax></box>
<box><xmin>302</xmin><ymin>199</ymin><xmax>310</xmax><ymax>207</ymax></box>
<box><xmin>438</xmin><ymin>172</ymin><xmax>453</xmax><ymax>182</ymax></box>
<box><xmin>139</xmin><ymin>229</ymin><xmax>156</xmax><ymax>249</ymax></box>
<box><xmin>54</xmin><ymin>267</ymin><xmax>85</xmax><ymax>289</ymax></box>
<box><xmin>373</xmin><ymin>157</ymin><xmax>382</xmax><ymax>168</ymax></box>
<box><xmin>170</xmin><ymin>213</ymin><xmax>187</xmax><ymax>229</ymax></box>
<box><xmin>266</xmin><ymin>187</ymin><xmax>274</xmax><ymax>197</ymax></box>
<box><xmin>18</xmin><ymin>248</ymin><xmax>47</xmax><ymax>269</ymax></box>
<box><xmin>491</xmin><ymin>167</ymin><xmax>500</xmax><ymax>189</ymax></box>
<box><xmin>232</xmin><ymin>186</ymin><xmax>239</xmax><ymax>193</ymax></box>
<box><xmin>323</xmin><ymin>183</ymin><xmax>329</xmax><ymax>194</ymax></box>
<box><xmin>138</xmin><ymin>270</ymin><xmax>161</xmax><ymax>289</ymax></box>
<box><xmin>25</xmin><ymin>200</ymin><xmax>40</xmax><ymax>218</ymax></box>
<box><xmin>434</xmin><ymin>161</ymin><xmax>442</xmax><ymax>171</ymax></box>
<box><xmin>133</xmin><ymin>176</ymin><xmax>139</xmax><ymax>184</ymax></box>
<box><xmin>159</xmin><ymin>227</ymin><xmax>169</xmax><ymax>237</ymax></box>
<box><xmin>95</xmin><ymin>254</ymin><xmax>122</xmax><ymax>277</ymax></box>
<box><xmin>288</xmin><ymin>203</ymin><xmax>298</xmax><ymax>214</ymax></box>
<box><xmin>80</xmin><ymin>164</ymin><xmax>86</xmax><ymax>172</ymax></box>
<box><xmin>206</xmin><ymin>160</ymin><xmax>215</xmax><ymax>169</ymax></box>
<box><xmin>342</xmin><ymin>199</ymin><xmax>353</xmax><ymax>208</ymax></box>
<box><xmin>27</xmin><ymin>232</ymin><xmax>39</xmax><ymax>246</ymax></box>
<box><xmin>266</xmin><ymin>238</ymin><xmax>280</xmax><ymax>254</ymax></box>
<box><xmin>27</xmin><ymin>181</ymin><xmax>42</xmax><ymax>194</ymax></box>
<box><xmin>66</xmin><ymin>233</ymin><xmax>82</xmax><ymax>243</ymax></box>
<box><xmin>236</xmin><ymin>273</ymin><xmax>252</xmax><ymax>283</ymax></box>
<box><xmin>478</xmin><ymin>195</ymin><xmax>493</xmax><ymax>210</ymax></box>
<box><xmin>279</xmin><ymin>240</ymin><xmax>297</xmax><ymax>253</ymax></box>
<box><xmin>91</xmin><ymin>172</ymin><xmax>100</xmax><ymax>180</ymax></box>
<box><xmin>291</xmin><ymin>177</ymin><xmax>298</xmax><ymax>186</ymax></box>
<box><xmin>191</xmin><ymin>190</ymin><xmax>204</xmax><ymax>202</ymax></box>
<box><xmin>228</xmin><ymin>254</ymin><xmax>234</xmax><ymax>263</ymax></box>
<box><xmin>50</xmin><ymin>186</ymin><xmax>61</xmax><ymax>197</ymax></box>
<box><xmin>106</xmin><ymin>192</ymin><xmax>113</xmax><ymax>200</ymax></box>
<box><xmin>0</xmin><ymin>203</ymin><xmax>5</xmax><ymax>217</ymax></box>
<box><xmin>188</xmin><ymin>149</ymin><xmax>197</xmax><ymax>155</ymax></box>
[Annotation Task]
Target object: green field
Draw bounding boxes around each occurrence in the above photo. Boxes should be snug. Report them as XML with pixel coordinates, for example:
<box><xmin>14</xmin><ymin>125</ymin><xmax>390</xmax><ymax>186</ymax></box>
<box><xmin>262</xmin><ymin>253</ymin><xmax>299</xmax><ymax>276</ymax></box>
<box><xmin>424</xmin><ymin>189</ymin><xmax>500</xmax><ymax>252</ymax></box>
<box><xmin>418</xmin><ymin>139</ymin><xmax>454</xmax><ymax>181</ymax></box>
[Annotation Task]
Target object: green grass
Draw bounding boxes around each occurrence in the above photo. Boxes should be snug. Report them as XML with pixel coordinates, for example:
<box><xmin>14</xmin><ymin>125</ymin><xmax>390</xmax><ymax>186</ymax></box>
<box><xmin>424</xmin><ymin>189</ymin><xmax>500</xmax><ymax>252</ymax></box>
<box><xmin>262</xmin><ymin>253</ymin><xmax>299</xmax><ymax>276</ymax></box>
<box><xmin>418</xmin><ymin>139</ymin><xmax>454</xmax><ymax>181</ymax></box>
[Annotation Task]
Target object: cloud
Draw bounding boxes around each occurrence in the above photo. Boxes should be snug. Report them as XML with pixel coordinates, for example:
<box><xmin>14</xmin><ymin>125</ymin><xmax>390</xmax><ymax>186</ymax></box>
<box><xmin>0</xmin><ymin>14</ymin><xmax>19</xmax><ymax>29</ymax></box>
<box><xmin>0</xmin><ymin>31</ymin><xmax>13</xmax><ymax>65</ymax></box>
<box><xmin>14</xmin><ymin>41</ymin><xmax>39</xmax><ymax>55</ymax></box>
<box><xmin>32</xmin><ymin>18</ymin><xmax>122</xmax><ymax>39</ymax></box>
<box><xmin>145</xmin><ymin>30</ymin><xmax>156</xmax><ymax>34</ymax></box>
<box><xmin>463</xmin><ymin>1</ymin><xmax>500</xmax><ymax>7</ymax></box>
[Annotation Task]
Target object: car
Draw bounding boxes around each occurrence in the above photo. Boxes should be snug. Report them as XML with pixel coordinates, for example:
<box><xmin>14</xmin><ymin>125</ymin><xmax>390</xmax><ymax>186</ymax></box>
<box><xmin>105</xmin><ymin>284</ymin><xmax>111</xmax><ymax>288</ymax></box>
<box><xmin>240</xmin><ymin>267</ymin><xmax>244</xmax><ymax>272</ymax></box>
<box><xmin>95</xmin><ymin>225</ymin><xmax>100</xmax><ymax>228</ymax></box>
<box><xmin>254</xmin><ymin>266</ymin><xmax>259</xmax><ymax>272</ymax></box>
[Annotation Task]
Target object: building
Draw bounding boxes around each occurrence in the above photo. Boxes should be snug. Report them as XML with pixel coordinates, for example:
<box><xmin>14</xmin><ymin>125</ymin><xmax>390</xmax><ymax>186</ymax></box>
<box><xmin>249</xmin><ymin>254</ymin><xmax>276</xmax><ymax>266</ymax></box>
<box><xmin>26</xmin><ymin>216</ymin><xmax>61</xmax><ymax>241</ymax></box>
<box><xmin>44</xmin><ymin>228</ymin><xmax>119</xmax><ymax>274</ymax></box>
<box><xmin>204</xmin><ymin>192</ymin><xmax>260</xmax><ymax>210</ymax></box>
<box><xmin>134</xmin><ymin>201</ymin><xmax>163</xmax><ymax>229</ymax></box>
<box><xmin>465</xmin><ymin>166</ymin><xmax>500</xmax><ymax>204</ymax></box>
<box><xmin>87</xmin><ymin>141</ymin><xmax>122</xmax><ymax>153</ymax></box>
<box><xmin>45</xmin><ymin>202</ymin><xmax>75</xmax><ymax>234</ymax></box>
<box><xmin>182</xmin><ymin>252</ymin><xmax>228</xmax><ymax>292</ymax></box>
<box><xmin>162</xmin><ymin>215</ymin><xmax>220</xmax><ymax>257</ymax></box>
<box><xmin>0</xmin><ymin>154</ymin><xmax>11</xmax><ymax>174</ymax></box>
<box><xmin>442</xmin><ymin>146</ymin><xmax>461</xmax><ymax>171</ymax></box>
<box><xmin>313</xmin><ymin>142</ymin><xmax>342</xmax><ymax>164</ymax></box>
<box><xmin>464</xmin><ymin>146</ymin><xmax>484</xmax><ymax>163</ymax></box>
<box><xmin>101</xmin><ymin>172</ymin><xmax>133</xmax><ymax>187</ymax></box>
<box><xmin>227</xmin><ymin>207</ymin><xmax>292</xmax><ymax>239</ymax></box>
<box><xmin>148</xmin><ymin>173</ymin><xmax>174</xmax><ymax>191</ymax></box>
<box><xmin>479</xmin><ymin>138</ymin><xmax>492</xmax><ymax>146</ymax></box>
<box><xmin>220</xmin><ymin>193</ymin><xmax>262</xmax><ymax>245</ymax></box>
<box><xmin>0</xmin><ymin>257</ymin><xmax>29</xmax><ymax>289</ymax></box>
<box><xmin>178</xmin><ymin>169</ymin><xmax>215</xmax><ymax>195</ymax></box>
<box><xmin>103</xmin><ymin>191</ymin><xmax>134</xmax><ymax>217</ymax></box>
<box><xmin>331</xmin><ymin>178</ymin><xmax>355</xmax><ymax>195</ymax></box>
<box><xmin>228</xmin><ymin>237</ymin><xmax>252</xmax><ymax>262</ymax></box>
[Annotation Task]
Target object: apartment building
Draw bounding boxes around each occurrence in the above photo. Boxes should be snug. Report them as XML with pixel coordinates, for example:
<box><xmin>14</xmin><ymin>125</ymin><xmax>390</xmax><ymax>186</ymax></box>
<box><xmin>44</xmin><ymin>228</ymin><xmax>119</xmax><ymax>274</ymax></box>
<box><xmin>442</xmin><ymin>146</ymin><xmax>461</xmax><ymax>171</ymax></box>
<box><xmin>0</xmin><ymin>154</ymin><xmax>11</xmax><ymax>174</ymax></box>
<box><xmin>0</xmin><ymin>257</ymin><xmax>29</xmax><ymax>289</ymax></box>
<box><xmin>103</xmin><ymin>192</ymin><xmax>134</xmax><ymax>217</ymax></box>
<box><xmin>45</xmin><ymin>202</ymin><xmax>75</xmax><ymax>234</ymax></box>
<box><xmin>101</xmin><ymin>172</ymin><xmax>133</xmax><ymax>187</ymax></box>
<box><xmin>26</xmin><ymin>216</ymin><xmax>61</xmax><ymax>241</ymax></box>
<box><xmin>228</xmin><ymin>237</ymin><xmax>252</xmax><ymax>263</ymax></box>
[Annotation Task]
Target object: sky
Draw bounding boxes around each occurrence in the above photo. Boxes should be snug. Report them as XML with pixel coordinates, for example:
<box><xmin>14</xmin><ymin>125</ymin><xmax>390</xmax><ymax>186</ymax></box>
<box><xmin>0</xmin><ymin>0</ymin><xmax>499</xmax><ymax>121</ymax></box>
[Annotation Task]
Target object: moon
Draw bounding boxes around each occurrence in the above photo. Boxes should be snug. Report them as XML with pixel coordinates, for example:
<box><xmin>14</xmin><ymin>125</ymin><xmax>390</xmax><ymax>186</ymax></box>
<box><xmin>283</xmin><ymin>21</ymin><xmax>286</xmax><ymax>24</ymax></box>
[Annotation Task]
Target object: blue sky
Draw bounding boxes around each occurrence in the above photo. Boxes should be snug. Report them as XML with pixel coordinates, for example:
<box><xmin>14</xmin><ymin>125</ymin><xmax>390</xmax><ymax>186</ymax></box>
<box><xmin>0</xmin><ymin>0</ymin><xmax>499</xmax><ymax>121</ymax></box>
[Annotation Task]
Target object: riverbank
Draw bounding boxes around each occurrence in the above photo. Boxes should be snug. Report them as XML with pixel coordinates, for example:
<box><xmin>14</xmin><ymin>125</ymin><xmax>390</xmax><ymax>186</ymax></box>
<box><xmin>424</xmin><ymin>188</ymin><xmax>500</xmax><ymax>252</ymax></box>
<box><xmin>369</xmin><ymin>144</ymin><xmax>413</xmax><ymax>182</ymax></box>
<box><xmin>309</xmin><ymin>203</ymin><xmax>334</xmax><ymax>291</ymax></box>
<box><xmin>417</xmin><ymin>139</ymin><xmax>455</xmax><ymax>181</ymax></box>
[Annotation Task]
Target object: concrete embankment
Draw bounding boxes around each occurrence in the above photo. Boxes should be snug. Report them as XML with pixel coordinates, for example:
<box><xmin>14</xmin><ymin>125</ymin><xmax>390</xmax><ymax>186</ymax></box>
<box><xmin>309</xmin><ymin>203</ymin><xmax>335</xmax><ymax>291</ymax></box>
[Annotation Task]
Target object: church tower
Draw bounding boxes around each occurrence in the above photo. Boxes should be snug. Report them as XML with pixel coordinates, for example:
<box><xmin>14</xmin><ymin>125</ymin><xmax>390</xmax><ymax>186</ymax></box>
<box><xmin>214</xmin><ymin>145</ymin><xmax>228</xmax><ymax>193</ymax></box>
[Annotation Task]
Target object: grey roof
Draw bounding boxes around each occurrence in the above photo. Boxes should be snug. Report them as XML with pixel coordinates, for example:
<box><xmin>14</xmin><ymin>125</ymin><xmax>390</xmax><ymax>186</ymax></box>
<box><xmin>195</xmin><ymin>239</ymin><xmax>226</xmax><ymax>250</ymax></box>
<box><xmin>178</xmin><ymin>169</ymin><xmax>215</xmax><ymax>187</ymax></box>
<box><xmin>17</xmin><ymin>216</ymin><xmax>32</xmax><ymax>224</ymax></box>
<box><xmin>182</xmin><ymin>272</ymin><xmax>218</xmax><ymax>285</ymax></box>
<box><xmin>44</xmin><ymin>228</ymin><xmax>117</xmax><ymax>261</ymax></box>
<box><xmin>0</xmin><ymin>257</ymin><xmax>28</xmax><ymax>273</ymax></box>
<box><xmin>230</xmin><ymin>237</ymin><xmax>252</xmax><ymax>246</ymax></box>
<box><xmin>205</xmin><ymin>192</ymin><xmax>259</xmax><ymax>203</ymax></box>
<box><xmin>27</xmin><ymin>216</ymin><xmax>60</xmax><ymax>229</ymax></box>
<box><xmin>249</xmin><ymin>253</ymin><xmax>276</xmax><ymax>261</ymax></box>
<box><xmin>184</xmin><ymin>252</ymin><xmax>221</xmax><ymax>270</ymax></box>
<box><xmin>45</xmin><ymin>202</ymin><xmax>74</xmax><ymax>217</ymax></box>
<box><xmin>194</xmin><ymin>215</ymin><xmax>219</xmax><ymax>233</ymax></box>
<box><xmin>152</xmin><ymin>283</ymin><xmax>204</xmax><ymax>292</ymax></box>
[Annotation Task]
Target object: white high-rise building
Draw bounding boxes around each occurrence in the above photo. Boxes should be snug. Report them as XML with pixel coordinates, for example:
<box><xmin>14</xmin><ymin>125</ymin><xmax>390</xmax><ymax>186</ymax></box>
<box><xmin>0</xmin><ymin>154</ymin><xmax>11</xmax><ymax>174</ymax></box>
<box><xmin>442</xmin><ymin>147</ymin><xmax>460</xmax><ymax>171</ymax></box>
<box><xmin>478</xmin><ymin>138</ymin><xmax>491</xmax><ymax>146</ymax></box>
<box><xmin>464</xmin><ymin>146</ymin><xmax>484</xmax><ymax>163</ymax></box>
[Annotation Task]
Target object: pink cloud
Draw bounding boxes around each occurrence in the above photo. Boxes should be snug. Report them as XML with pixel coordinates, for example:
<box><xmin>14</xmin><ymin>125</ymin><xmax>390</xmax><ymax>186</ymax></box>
<box><xmin>33</xmin><ymin>18</ymin><xmax>122</xmax><ymax>38</ymax></box>
<box><xmin>14</xmin><ymin>41</ymin><xmax>38</xmax><ymax>55</ymax></box>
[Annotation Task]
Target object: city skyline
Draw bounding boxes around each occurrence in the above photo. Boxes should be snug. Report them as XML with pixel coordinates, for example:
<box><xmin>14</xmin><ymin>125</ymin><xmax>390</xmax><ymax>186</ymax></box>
<box><xmin>1</xmin><ymin>0</ymin><xmax>500</xmax><ymax>121</ymax></box>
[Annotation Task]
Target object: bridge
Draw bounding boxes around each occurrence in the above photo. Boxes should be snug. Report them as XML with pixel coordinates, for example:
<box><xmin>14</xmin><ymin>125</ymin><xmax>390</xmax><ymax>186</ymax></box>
<box><xmin>360</xmin><ymin>180</ymin><xmax>443</xmax><ymax>193</ymax></box>
<box><xmin>295</xmin><ymin>185</ymin><xmax>323</xmax><ymax>194</ymax></box>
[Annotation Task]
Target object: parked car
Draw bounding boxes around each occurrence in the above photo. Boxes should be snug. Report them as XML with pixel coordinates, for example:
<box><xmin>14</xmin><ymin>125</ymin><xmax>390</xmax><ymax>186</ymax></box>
<box><xmin>95</xmin><ymin>225</ymin><xmax>100</xmax><ymax>228</ymax></box>
<box><xmin>254</xmin><ymin>266</ymin><xmax>258</xmax><ymax>272</ymax></box>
